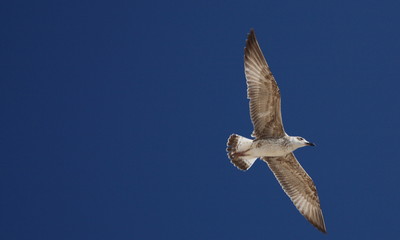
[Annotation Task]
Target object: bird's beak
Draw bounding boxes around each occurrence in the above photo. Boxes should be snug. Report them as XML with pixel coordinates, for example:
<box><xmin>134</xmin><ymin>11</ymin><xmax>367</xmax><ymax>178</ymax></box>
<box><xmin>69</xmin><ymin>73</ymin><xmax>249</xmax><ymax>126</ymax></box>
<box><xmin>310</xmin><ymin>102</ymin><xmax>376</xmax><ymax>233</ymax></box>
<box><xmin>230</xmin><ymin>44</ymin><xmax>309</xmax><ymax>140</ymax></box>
<box><xmin>306</xmin><ymin>142</ymin><xmax>315</xmax><ymax>146</ymax></box>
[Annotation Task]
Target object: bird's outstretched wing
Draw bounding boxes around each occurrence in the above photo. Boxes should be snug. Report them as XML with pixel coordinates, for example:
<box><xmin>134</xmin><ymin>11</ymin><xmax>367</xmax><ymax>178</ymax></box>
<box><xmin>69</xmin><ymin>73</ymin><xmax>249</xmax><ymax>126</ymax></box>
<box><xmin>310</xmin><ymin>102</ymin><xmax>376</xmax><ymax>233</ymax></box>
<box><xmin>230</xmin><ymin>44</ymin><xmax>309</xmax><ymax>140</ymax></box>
<box><xmin>244</xmin><ymin>29</ymin><xmax>285</xmax><ymax>138</ymax></box>
<box><xmin>262</xmin><ymin>153</ymin><xmax>327</xmax><ymax>233</ymax></box>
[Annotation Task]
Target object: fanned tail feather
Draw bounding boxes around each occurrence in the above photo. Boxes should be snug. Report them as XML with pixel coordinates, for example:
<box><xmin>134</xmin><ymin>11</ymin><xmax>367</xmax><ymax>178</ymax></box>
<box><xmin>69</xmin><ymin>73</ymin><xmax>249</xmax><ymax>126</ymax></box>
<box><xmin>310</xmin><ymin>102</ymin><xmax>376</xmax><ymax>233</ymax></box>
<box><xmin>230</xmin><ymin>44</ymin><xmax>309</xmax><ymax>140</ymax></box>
<box><xmin>226</xmin><ymin>134</ymin><xmax>257</xmax><ymax>171</ymax></box>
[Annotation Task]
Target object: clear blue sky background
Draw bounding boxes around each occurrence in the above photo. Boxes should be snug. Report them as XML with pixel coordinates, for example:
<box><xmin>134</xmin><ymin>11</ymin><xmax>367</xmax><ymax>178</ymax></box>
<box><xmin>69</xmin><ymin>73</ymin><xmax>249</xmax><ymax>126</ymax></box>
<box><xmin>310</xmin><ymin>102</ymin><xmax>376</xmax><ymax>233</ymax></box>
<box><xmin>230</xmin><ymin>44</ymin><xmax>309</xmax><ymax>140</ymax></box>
<box><xmin>1</xmin><ymin>0</ymin><xmax>400</xmax><ymax>239</ymax></box>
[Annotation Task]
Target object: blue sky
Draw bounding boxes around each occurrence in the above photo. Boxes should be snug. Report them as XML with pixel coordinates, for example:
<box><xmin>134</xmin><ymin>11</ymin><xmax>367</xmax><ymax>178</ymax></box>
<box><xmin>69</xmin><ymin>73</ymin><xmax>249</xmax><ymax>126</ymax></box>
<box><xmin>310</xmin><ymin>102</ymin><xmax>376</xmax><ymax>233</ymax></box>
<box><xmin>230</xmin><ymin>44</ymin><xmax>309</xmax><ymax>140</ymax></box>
<box><xmin>2</xmin><ymin>0</ymin><xmax>400</xmax><ymax>239</ymax></box>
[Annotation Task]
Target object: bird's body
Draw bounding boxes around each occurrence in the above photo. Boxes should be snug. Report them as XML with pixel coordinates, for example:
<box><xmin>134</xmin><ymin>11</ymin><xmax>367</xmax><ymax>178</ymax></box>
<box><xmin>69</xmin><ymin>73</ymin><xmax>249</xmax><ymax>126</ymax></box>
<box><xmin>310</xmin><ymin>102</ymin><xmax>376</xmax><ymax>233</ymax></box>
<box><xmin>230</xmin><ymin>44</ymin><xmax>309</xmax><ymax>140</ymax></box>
<box><xmin>232</xmin><ymin>136</ymin><xmax>301</xmax><ymax>158</ymax></box>
<box><xmin>226</xmin><ymin>29</ymin><xmax>327</xmax><ymax>233</ymax></box>
<box><xmin>250</xmin><ymin>137</ymin><xmax>293</xmax><ymax>157</ymax></box>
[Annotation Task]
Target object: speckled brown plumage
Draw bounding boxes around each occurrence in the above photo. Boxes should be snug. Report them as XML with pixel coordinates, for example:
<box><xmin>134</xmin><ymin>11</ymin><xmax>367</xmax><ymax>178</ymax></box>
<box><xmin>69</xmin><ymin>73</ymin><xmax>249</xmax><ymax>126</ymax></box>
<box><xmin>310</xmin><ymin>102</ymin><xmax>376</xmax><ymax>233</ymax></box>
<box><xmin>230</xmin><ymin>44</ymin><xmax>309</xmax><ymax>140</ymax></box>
<box><xmin>245</xmin><ymin>29</ymin><xmax>285</xmax><ymax>139</ymax></box>
<box><xmin>263</xmin><ymin>154</ymin><xmax>327</xmax><ymax>233</ymax></box>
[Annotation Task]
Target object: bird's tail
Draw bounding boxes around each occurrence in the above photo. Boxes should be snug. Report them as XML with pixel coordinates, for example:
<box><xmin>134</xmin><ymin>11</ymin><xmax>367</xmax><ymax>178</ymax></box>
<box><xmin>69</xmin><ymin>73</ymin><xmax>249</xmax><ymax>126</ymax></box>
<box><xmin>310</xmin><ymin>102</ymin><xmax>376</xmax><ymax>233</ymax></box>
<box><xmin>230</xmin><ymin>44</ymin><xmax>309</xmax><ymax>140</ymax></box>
<box><xmin>226</xmin><ymin>134</ymin><xmax>257</xmax><ymax>171</ymax></box>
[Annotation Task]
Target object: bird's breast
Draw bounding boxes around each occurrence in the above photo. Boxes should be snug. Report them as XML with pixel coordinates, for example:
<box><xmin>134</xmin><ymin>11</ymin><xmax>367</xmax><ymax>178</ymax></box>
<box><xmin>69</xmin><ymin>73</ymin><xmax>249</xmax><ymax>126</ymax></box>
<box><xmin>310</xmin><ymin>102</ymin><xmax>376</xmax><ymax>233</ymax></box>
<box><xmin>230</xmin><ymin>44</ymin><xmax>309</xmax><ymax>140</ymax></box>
<box><xmin>248</xmin><ymin>140</ymin><xmax>290</xmax><ymax>157</ymax></box>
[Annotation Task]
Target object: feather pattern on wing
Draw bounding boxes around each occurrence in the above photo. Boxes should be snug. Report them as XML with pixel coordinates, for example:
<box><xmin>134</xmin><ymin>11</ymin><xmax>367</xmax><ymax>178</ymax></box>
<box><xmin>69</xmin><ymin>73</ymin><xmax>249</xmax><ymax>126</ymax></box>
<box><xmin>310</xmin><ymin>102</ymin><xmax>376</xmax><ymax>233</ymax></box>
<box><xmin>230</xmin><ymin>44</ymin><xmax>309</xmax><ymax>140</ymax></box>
<box><xmin>244</xmin><ymin>29</ymin><xmax>285</xmax><ymax>138</ymax></box>
<box><xmin>262</xmin><ymin>154</ymin><xmax>327</xmax><ymax>233</ymax></box>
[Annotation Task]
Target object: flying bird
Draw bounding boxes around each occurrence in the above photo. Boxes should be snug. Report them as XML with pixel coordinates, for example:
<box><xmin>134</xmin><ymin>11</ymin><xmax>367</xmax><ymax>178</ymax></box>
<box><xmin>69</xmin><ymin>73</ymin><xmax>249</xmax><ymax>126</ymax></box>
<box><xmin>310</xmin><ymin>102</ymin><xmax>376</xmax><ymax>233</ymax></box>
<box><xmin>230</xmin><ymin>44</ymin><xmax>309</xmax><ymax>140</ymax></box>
<box><xmin>226</xmin><ymin>29</ymin><xmax>327</xmax><ymax>233</ymax></box>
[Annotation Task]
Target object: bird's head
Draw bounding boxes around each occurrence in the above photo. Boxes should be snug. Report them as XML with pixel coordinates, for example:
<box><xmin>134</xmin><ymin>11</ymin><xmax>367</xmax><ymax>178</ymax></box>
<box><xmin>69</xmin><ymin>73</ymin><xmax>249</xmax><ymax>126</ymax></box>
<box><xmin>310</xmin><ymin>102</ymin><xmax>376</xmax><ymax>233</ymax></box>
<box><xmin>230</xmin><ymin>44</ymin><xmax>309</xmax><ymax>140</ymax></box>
<box><xmin>291</xmin><ymin>136</ymin><xmax>315</xmax><ymax>148</ymax></box>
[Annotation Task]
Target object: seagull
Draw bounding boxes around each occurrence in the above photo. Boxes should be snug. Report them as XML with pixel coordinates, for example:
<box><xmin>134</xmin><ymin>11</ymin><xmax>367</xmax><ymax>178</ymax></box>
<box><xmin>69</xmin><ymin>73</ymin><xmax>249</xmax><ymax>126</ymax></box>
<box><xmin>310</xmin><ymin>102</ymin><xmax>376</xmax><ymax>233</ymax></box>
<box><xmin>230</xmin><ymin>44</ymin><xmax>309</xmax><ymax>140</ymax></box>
<box><xmin>226</xmin><ymin>29</ymin><xmax>327</xmax><ymax>233</ymax></box>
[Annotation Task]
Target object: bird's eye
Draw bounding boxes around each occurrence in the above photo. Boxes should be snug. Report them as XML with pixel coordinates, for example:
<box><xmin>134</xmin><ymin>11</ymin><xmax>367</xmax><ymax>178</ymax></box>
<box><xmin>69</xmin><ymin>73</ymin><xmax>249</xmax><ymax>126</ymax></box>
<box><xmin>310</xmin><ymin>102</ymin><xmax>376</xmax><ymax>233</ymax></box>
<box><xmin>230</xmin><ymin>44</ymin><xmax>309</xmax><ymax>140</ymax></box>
<box><xmin>297</xmin><ymin>137</ymin><xmax>303</xmax><ymax>141</ymax></box>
